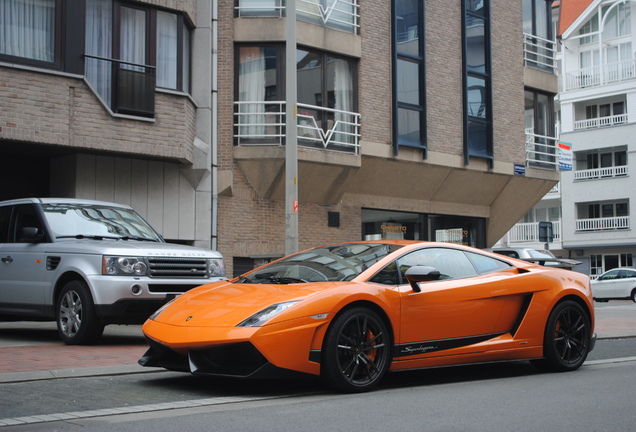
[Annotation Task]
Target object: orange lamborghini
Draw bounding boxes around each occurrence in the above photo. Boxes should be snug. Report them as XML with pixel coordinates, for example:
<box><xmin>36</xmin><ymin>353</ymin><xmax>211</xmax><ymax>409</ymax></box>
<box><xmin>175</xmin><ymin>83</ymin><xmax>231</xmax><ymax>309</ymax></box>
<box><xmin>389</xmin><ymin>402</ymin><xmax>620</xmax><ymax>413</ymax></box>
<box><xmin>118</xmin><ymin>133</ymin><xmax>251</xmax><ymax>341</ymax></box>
<box><xmin>139</xmin><ymin>241</ymin><xmax>596</xmax><ymax>393</ymax></box>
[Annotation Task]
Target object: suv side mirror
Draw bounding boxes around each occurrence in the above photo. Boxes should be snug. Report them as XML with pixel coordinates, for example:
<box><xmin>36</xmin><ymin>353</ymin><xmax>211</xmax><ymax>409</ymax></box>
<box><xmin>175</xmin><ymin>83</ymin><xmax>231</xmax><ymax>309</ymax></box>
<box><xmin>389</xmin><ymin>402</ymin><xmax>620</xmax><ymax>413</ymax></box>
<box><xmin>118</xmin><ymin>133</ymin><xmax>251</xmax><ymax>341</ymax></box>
<box><xmin>404</xmin><ymin>266</ymin><xmax>441</xmax><ymax>292</ymax></box>
<box><xmin>19</xmin><ymin>227</ymin><xmax>44</xmax><ymax>243</ymax></box>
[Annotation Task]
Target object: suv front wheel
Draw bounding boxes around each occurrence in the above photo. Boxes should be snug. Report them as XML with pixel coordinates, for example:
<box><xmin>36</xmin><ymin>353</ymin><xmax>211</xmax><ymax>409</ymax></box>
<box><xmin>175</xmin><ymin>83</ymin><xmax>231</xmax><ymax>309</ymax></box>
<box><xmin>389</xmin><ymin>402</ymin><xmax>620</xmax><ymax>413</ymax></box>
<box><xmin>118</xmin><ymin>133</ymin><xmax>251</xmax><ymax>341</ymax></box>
<box><xmin>56</xmin><ymin>280</ymin><xmax>105</xmax><ymax>345</ymax></box>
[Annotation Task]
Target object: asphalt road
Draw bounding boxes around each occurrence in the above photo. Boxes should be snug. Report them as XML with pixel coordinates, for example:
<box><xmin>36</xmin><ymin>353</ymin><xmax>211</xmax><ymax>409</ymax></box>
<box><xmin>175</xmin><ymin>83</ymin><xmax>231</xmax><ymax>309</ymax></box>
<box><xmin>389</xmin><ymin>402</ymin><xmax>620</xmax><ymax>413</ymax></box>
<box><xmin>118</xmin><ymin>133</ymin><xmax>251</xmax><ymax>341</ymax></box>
<box><xmin>0</xmin><ymin>300</ymin><xmax>634</xmax><ymax>430</ymax></box>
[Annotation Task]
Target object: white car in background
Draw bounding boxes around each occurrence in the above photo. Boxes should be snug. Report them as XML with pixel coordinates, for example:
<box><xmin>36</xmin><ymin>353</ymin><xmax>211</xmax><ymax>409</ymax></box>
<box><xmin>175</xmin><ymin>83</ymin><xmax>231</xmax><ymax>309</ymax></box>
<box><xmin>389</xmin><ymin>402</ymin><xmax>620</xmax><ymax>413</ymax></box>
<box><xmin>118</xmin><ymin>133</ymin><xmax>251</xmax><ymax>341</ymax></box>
<box><xmin>591</xmin><ymin>268</ymin><xmax>636</xmax><ymax>303</ymax></box>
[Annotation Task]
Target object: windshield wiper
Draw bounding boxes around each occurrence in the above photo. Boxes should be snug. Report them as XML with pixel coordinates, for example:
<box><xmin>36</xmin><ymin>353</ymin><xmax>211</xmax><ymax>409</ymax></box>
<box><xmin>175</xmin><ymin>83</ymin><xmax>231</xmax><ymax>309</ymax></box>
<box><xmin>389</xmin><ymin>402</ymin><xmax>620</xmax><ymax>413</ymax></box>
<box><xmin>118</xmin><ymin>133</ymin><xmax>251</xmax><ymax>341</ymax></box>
<box><xmin>264</xmin><ymin>276</ymin><xmax>308</xmax><ymax>284</ymax></box>
<box><xmin>56</xmin><ymin>234</ymin><xmax>123</xmax><ymax>240</ymax></box>
<box><xmin>119</xmin><ymin>235</ymin><xmax>158</xmax><ymax>242</ymax></box>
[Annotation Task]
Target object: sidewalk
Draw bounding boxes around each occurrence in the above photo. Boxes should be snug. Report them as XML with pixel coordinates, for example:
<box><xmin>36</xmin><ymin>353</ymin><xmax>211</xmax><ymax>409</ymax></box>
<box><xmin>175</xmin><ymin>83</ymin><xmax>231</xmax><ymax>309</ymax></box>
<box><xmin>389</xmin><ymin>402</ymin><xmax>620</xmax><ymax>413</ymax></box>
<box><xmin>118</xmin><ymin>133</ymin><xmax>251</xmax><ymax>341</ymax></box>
<box><xmin>0</xmin><ymin>301</ymin><xmax>634</xmax><ymax>383</ymax></box>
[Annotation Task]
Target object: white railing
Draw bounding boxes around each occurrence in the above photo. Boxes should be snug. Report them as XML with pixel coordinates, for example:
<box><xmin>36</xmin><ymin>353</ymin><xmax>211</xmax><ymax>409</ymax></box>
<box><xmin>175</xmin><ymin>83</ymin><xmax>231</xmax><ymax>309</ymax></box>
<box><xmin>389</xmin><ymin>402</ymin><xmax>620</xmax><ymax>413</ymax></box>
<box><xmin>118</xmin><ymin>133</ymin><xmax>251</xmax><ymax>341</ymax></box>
<box><xmin>507</xmin><ymin>221</ymin><xmax>562</xmax><ymax>243</ymax></box>
<box><xmin>234</xmin><ymin>100</ymin><xmax>361</xmax><ymax>154</ymax></box>
<box><xmin>574</xmin><ymin>165</ymin><xmax>628</xmax><ymax>180</ymax></box>
<box><xmin>575</xmin><ymin>216</ymin><xmax>630</xmax><ymax>231</ymax></box>
<box><xmin>574</xmin><ymin>113</ymin><xmax>628</xmax><ymax>130</ymax></box>
<box><xmin>523</xmin><ymin>33</ymin><xmax>556</xmax><ymax>74</ymax></box>
<box><xmin>547</xmin><ymin>182</ymin><xmax>560</xmax><ymax>195</ymax></box>
<box><xmin>235</xmin><ymin>0</ymin><xmax>360</xmax><ymax>33</ymax></box>
<box><xmin>525</xmin><ymin>130</ymin><xmax>558</xmax><ymax>169</ymax></box>
<box><xmin>564</xmin><ymin>58</ymin><xmax>636</xmax><ymax>91</ymax></box>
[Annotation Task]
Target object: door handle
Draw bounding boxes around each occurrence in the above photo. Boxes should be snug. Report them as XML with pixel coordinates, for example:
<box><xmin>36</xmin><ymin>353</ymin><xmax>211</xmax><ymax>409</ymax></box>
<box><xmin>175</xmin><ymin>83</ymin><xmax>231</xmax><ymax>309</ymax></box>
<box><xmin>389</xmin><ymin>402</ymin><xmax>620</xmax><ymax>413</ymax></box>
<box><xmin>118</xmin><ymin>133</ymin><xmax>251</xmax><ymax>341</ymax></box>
<box><xmin>1</xmin><ymin>256</ymin><xmax>13</xmax><ymax>263</ymax></box>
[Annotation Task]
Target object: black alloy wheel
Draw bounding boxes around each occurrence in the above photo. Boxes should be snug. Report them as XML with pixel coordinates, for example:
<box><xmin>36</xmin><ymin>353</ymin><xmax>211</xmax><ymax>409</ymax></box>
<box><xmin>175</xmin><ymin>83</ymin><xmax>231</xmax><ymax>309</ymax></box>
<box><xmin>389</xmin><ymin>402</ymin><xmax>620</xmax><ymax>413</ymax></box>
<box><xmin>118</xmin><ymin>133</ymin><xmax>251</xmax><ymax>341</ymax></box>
<box><xmin>534</xmin><ymin>300</ymin><xmax>591</xmax><ymax>372</ymax></box>
<box><xmin>321</xmin><ymin>307</ymin><xmax>391</xmax><ymax>393</ymax></box>
<box><xmin>56</xmin><ymin>280</ymin><xmax>104</xmax><ymax>345</ymax></box>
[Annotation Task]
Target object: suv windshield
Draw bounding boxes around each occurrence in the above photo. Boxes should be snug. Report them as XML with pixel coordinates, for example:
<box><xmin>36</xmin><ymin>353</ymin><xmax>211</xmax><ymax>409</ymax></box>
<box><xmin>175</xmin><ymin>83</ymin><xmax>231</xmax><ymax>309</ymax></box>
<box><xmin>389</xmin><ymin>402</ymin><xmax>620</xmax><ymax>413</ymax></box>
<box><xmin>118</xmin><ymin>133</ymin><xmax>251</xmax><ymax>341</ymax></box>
<box><xmin>42</xmin><ymin>203</ymin><xmax>162</xmax><ymax>241</ymax></box>
<box><xmin>238</xmin><ymin>243</ymin><xmax>403</xmax><ymax>284</ymax></box>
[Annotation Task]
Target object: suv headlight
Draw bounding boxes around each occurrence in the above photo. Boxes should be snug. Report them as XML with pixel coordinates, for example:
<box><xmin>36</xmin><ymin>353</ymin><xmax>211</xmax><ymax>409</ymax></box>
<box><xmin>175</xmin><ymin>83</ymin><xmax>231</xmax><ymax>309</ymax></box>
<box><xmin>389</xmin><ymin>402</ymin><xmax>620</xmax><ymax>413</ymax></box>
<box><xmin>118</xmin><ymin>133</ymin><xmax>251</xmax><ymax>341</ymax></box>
<box><xmin>103</xmin><ymin>256</ymin><xmax>148</xmax><ymax>276</ymax></box>
<box><xmin>208</xmin><ymin>258</ymin><xmax>226</xmax><ymax>278</ymax></box>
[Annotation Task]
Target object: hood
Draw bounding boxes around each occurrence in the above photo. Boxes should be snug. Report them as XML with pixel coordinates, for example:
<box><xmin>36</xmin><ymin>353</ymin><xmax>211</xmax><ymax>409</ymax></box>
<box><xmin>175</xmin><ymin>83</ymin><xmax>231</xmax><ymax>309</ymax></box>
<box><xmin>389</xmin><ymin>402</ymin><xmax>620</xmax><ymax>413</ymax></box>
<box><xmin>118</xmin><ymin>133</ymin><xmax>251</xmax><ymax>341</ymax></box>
<box><xmin>45</xmin><ymin>239</ymin><xmax>222</xmax><ymax>258</ymax></box>
<box><xmin>153</xmin><ymin>280</ymin><xmax>341</xmax><ymax>327</ymax></box>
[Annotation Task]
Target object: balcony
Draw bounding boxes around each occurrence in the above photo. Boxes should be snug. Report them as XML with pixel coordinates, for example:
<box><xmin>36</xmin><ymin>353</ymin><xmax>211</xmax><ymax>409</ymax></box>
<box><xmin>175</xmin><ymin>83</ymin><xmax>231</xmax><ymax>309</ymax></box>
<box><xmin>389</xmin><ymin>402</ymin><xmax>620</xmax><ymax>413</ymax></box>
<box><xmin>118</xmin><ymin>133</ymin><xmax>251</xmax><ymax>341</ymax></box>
<box><xmin>85</xmin><ymin>55</ymin><xmax>156</xmax><ymax>118</ymax></box>
<box><xmin>564</xmin><ymin>58</ymin><xmax>636</xmax><ymax>91</ymax></box>
<box><xmin>575</xmin><ymin>216</ymin><xmax>630</xmax><ymax>232</ymax></box>
<box><xmin>574</xmin><ymin>113</ymin><xmax>628</xmax><ymax>130</ymax></box>
<box><xmin>523</xmin><ymin>33</ymin><xmax>556</xmax><ymax>74</ymax></box>
<box><xmin>234</xmin><ymin>101</ymin><xmax>361</xmax><ymax>154</ymax></box>
<box><xmin>525</xmin><ymin>130</ymin><xmax>557</xmax><ymax>170</ymax></box>
<box><xmin>506</xmin><ymin>221</ymin><xmax>562</xmax><ymax>244</ymax></box>
<box><xmin>234</xmin><ymin>0</ymin><xmax>360</xmax><ymax>34</ymax></box>
<box><xmin>574</xmin><ymin>166</ymin><xmax>628</xmax><ymax>181</ymax></box>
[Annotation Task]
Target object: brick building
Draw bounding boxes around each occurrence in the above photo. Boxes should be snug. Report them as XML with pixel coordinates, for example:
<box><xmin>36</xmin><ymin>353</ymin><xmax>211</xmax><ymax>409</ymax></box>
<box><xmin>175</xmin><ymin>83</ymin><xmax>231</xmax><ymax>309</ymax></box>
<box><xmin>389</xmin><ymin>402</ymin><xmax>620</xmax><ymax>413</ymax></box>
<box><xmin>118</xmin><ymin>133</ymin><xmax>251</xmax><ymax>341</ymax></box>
<box><xmin>0</xmin><ymin>0</ymin><xmax>217</xmax><ymax>247</ymax></box>
<box><xmin>0</xmin><ymin>0</ymin><xmax>559</xmax><ymax>276</ymax></box>
<box><xmin>218</xmin><ymin>0</ymin><xmax>559</xmax><ymax>276</ymax></box>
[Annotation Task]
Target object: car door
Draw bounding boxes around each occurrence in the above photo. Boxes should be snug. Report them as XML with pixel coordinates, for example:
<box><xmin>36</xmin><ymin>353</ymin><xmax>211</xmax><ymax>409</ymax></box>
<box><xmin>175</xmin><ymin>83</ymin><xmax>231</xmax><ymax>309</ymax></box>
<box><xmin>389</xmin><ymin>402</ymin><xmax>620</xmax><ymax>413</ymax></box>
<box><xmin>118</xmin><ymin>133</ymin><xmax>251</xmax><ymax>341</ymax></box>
<box><xmin>396</xmin><ymin>247</ymin><xmax>510</xmax><ymax>359</ymax></box>
<box><xmin>0</xmin><ymin>203</ymin><xmax>49</xmax><ymax>314</ymax></box>
<box><xmin>615</xmin><ymin>269</ymin><xmax>636</xmax><ymax>298</ymax></box>
<box><xmin>593</xmin><ymin>269</ymin><xmax>620</xmax><ymax>299</ymax></box>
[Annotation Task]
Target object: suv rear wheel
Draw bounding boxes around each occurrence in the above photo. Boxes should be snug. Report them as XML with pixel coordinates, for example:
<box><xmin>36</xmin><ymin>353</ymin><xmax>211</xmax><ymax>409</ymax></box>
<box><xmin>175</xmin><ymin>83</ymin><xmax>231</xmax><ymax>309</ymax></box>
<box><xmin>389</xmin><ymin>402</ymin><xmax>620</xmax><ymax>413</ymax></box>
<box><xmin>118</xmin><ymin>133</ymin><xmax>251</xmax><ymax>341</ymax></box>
<box><xmin>56</xmin><ymin>280</ymin><xmax>104</xmax><ymax>345</ymax></box>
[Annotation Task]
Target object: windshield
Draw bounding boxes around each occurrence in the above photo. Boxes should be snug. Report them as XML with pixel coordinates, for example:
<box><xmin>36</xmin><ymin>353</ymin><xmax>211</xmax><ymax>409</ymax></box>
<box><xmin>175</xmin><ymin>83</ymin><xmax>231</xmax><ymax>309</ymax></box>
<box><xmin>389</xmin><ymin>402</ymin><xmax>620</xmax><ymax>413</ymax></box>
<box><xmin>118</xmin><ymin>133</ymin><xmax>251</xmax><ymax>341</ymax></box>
<box><xmin>527</xmin><ymin>249</ymin><xmax>556</xmax><ymax>259</ymax></box>
<box><xmin>238</xmin><ymin>243</ymin><xmax>403</xmax><ymax>284</ymax></box>
<box><xmin>42</xmin><ymin>203</ymin><xmax>162</xmax><ymax>241</ymax></box>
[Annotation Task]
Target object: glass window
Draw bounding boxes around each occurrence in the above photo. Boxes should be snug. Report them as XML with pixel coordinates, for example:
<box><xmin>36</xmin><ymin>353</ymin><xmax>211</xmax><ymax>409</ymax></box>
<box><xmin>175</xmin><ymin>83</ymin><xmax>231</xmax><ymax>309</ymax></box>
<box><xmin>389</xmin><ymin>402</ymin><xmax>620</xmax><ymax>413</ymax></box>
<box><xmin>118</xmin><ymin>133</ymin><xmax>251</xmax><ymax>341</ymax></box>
<box><xmin>466</xmin><ymin>252</ymin><xmax>513</xmax><ymax>274</ymax></box>
<box><xmin>157</xmin><ymin>11</ymin><xmax>178</xmax><ymax>89</ymax></box>
<box><xmin>397</xmin><ymin>248</ymin><xmax>478</xmax><ymax>281</ymax></box>
<box><xmin>395</xmin><ymin>0</ymin><xmax>421</xmax><ymax>57</ymax></box>
<box><xmin>465</xmin><ymin>15</ymin><xmax>485</xmax><ymax>73</ymax></box>
<box><xmin>297</xmin><ymin>49</ymin><xmax>357</xmax><ymax>148</ymax></box>
<box><xmin>0</xmin><ymin>206</ymin><xmax>10</xmax><ymax>243</ymax></box>
<box><xmin>396</xmin><ymin>59</ymin><xmax>420</xmax><ymax>105</ymax></box>
<box><xmin>0</xmin><ymin>0</ymin><xmax>57</xmax><ymax>64</ymax></box>
<box><xmin>298</xmin><ymin>0</ymin><xmax>358</xmax><ymax>33</ymax></box>
<box><xmin>393</xmin><ymin>0</ymin><xmax>425</xmax><ymax>153</ymax></box>
<box><xmin>463</xmin><ymin>0</ymin><xmax>492</xmax><ymax>167</ymax></box>
<box><xmin>237</xmin><ymin>45</ymin><xmax>280</xmax><ymax>141</ymax></box>
<box><xmin>84</xmin><ymin>1</ymin><xmax>191</xmax><ymax>117</ymax></box>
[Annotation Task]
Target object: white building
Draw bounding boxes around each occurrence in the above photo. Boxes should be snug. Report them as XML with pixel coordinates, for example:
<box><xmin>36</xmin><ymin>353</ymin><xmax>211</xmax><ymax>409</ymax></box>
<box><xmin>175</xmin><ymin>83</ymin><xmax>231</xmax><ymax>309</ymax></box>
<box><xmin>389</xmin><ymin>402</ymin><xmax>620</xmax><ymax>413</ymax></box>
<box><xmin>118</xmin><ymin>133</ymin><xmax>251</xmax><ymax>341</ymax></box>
<box><xmin>498</xmin><ymin>0</ymin><xmax>636</xmax><ymax>277</ymax></box>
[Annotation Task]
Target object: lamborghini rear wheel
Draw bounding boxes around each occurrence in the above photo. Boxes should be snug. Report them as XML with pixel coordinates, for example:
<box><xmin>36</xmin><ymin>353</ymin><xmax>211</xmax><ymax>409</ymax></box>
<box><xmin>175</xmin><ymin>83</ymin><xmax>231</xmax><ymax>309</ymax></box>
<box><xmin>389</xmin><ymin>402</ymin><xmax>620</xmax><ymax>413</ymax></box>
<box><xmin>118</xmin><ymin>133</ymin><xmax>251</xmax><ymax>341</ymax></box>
<box><xmin>321</xmin><ymin>307</ymin><xmax>391</xmax><ymax>393</ymax></box>
<box><xmin>534</xmin><ymin>300</ymin><xmax>591</xmax><ymax>372</ymax></box>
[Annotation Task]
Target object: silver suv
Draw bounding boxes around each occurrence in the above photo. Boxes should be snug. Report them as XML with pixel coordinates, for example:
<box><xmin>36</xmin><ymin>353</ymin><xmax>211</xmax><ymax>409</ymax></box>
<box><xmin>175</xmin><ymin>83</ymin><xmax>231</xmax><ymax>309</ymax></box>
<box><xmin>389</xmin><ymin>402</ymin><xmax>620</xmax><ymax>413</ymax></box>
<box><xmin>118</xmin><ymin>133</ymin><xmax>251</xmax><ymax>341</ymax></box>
<box><xmin>0</xmin><ymin>198</ymin><xmax>225</xmax><ymax>345</ymax></box>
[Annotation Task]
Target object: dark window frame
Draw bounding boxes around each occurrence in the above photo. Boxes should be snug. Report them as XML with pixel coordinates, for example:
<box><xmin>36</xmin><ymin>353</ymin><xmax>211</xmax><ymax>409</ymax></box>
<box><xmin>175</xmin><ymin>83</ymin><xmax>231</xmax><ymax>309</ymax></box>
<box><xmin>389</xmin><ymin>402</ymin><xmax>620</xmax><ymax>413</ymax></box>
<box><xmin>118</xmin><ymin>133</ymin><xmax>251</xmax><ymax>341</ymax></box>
<box><xmin>462</xmin><ymin>0</ymin><xmax>493</xmax><ymax>168</ymax></box>
<box><xmin>391</xmin><ymin>0</ymin><xmax>427</xmax><ymax>157</ymax></box>
<box><xmin>0</xmin><ymin>0</ymin><xmax>64</xmax><ymax>70</ymax></box>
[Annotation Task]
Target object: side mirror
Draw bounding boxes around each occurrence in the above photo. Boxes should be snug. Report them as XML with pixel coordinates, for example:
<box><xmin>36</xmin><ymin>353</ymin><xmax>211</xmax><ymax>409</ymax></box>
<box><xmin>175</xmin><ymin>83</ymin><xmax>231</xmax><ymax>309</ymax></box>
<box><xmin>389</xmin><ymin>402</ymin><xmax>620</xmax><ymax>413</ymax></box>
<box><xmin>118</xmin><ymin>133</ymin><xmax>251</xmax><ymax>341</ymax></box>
<box><xmin>404</xmin><ymin>266</ymin><xmax>441</xmax><ymax>292</ymax></box>
<box><xmin>19</xmin><ymin>227</ymin><xmax>44</xmax><ymax>243</ymax></box>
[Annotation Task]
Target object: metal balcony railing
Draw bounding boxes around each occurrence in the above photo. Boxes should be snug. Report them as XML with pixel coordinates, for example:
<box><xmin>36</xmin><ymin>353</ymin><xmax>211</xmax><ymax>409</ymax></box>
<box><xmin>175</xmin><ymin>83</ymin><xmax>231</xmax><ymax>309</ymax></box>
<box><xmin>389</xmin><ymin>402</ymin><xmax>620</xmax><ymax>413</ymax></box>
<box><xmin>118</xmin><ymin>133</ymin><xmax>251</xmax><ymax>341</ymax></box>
<box><xmin>507</xmin><ymin>221</ymin><xmax>562</xmax><ymax>243</ymax></box>
<box><xmin>234</xmin><ymin>0</ymin><xmax>360</xmax><ymax>34</ymax></box>
<box><xmin>575</xmin><ymin>216</ymin><xmax>630</xmax><ymax>231</ymax></box>
<box><xmin>574</xmin><ymin>113</ymin><xmax>628</xmax><ymax>130</ymax></box>
<box><xmin>525</xmin><ymin>129</ymin><xmax>558</xmax><ymax>169</ymax></box>
<box><xmin>574</xmin><ymin>165</ymin><xmax>628</xmax><ymax>180</ymax></box>
<box><xmin>564</xmin><ymin>58</ymin><xmax>636</xmax><ymax>91</ymax></box>
<box><xmin>234</xmin><ymin>100</ymin><xmax>361</xmax><ymax>154</ymax></box>
<box><xmin>523</xmin><ymin>33</ymin><xmax>556</xmax><ymax>74</ymax></box>
<box><xmin>85</xmin><ymin>54</ymin><xmax>156</xmax><ymax>118</ymax></box>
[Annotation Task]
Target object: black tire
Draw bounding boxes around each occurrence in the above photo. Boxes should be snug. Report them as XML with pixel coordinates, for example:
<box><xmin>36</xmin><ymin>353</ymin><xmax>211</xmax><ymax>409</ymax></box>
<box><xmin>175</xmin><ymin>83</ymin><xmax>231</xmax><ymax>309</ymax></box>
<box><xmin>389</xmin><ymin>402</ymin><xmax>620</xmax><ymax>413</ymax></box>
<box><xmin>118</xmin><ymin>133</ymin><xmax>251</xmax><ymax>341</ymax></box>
<box><xmin>533</xmin><ymin>300</ymin><xmax>591</xmax><ymax>372</ymax></box>
<box><xmin>631</xmin><ymin>290</ymin><xmax>636</xmax><ymax>303</ymax></box>
<box><xmin>321</xmin><ymin>307</ymin><xmax>391</xmax><ymax>393</ymax></box>
<box><xmin>56</xmin><ymin>280</ymin><xmax>104</xmax><ymax>345</ymax></box>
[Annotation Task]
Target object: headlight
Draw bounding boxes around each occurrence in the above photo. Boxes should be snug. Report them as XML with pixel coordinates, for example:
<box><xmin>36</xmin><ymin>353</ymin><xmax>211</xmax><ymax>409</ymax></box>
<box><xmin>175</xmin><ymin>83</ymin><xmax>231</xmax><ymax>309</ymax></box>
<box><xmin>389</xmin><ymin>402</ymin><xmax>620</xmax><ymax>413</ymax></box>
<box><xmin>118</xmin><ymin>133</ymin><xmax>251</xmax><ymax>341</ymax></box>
<box><xmin>103</xmin><ymin>256</ymin><xmax>148</xmax><ymax>276</ymax></box>
<box><xmin>237</xmin><ymin>301</ymin><xmax>300</xmax><ymax>327</ymax></box>
<box><xmin>208</xmin><ymin>258</ymin><xmax>226</xmax><ymax>278</ymax></box>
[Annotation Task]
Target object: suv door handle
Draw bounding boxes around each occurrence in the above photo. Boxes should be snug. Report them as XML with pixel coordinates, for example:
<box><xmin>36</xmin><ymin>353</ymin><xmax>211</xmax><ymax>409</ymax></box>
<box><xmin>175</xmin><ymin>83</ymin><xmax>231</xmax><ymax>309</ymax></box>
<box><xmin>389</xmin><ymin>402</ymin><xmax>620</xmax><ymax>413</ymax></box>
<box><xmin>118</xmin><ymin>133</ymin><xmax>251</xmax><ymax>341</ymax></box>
<box><xmin>1</xmin><ymin>256</ymin><xmax>13</xmax><ymax>263</ymax></box>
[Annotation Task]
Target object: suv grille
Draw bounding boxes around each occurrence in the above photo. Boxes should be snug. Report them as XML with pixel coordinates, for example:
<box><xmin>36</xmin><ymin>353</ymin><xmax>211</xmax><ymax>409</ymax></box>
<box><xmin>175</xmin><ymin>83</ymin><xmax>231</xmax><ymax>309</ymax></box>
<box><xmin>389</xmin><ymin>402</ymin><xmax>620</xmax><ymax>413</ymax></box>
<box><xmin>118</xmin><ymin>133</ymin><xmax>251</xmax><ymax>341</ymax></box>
<box><xmin>147</xmin><ymin>257</ymin><xmax>208</xmax><ymax>278</ymax></box>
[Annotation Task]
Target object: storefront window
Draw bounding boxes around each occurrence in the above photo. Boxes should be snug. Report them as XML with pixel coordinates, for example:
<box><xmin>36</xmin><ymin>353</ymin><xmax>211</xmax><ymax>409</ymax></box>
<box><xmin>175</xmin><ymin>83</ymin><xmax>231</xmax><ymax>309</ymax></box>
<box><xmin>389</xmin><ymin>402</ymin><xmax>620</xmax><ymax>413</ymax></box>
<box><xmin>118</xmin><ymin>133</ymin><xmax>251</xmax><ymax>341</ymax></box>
<box><xmin>361</xmin><ymin>209</ymin><xmax>486</xmax><ymax>248</ymax></box>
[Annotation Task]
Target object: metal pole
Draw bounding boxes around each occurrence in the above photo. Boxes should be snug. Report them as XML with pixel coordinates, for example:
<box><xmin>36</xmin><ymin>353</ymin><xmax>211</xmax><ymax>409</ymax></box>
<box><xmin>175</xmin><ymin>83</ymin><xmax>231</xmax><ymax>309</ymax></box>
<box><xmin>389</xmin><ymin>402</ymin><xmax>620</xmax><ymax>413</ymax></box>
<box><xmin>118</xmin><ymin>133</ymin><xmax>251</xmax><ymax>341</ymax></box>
<box><xmin>285</xmin><ymin>0</ymin><xmax>299</xmax><ymax>255</ymax></box>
